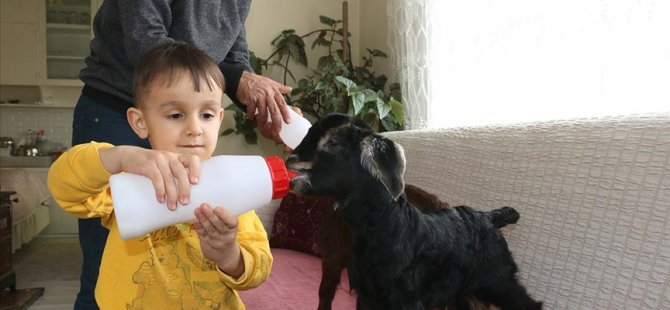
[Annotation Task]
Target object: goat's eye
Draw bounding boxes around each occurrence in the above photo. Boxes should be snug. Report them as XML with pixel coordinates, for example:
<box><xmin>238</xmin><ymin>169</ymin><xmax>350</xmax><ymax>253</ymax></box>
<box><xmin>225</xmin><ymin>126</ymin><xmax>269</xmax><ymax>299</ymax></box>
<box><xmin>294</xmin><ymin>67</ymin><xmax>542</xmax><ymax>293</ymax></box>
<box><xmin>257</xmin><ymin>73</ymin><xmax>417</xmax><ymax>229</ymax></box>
<box><xmin>325</xmin><ymin>139</ymin><xmax>341</xmax><ymax>148</ymax></box>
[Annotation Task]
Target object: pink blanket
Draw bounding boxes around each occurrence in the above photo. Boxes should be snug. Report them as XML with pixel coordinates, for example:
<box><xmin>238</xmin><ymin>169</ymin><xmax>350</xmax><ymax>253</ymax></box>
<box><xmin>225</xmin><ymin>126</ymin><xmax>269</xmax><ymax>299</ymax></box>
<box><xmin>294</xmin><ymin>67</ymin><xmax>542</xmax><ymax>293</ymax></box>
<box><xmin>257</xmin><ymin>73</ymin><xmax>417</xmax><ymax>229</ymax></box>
<box><xmin>239</xmin><ymin>248</ymin><xmax>356</xmax><ymax>309</ymax></box>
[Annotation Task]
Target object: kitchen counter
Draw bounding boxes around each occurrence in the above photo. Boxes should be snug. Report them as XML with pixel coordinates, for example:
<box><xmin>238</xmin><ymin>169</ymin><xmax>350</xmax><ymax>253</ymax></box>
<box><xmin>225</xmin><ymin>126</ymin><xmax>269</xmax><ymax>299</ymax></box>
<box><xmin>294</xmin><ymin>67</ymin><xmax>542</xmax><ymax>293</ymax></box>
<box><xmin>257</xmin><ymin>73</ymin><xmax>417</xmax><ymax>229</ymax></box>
<box><xmin>0</xmin><ymin>156</ymin><xmax>54</xmax><ymax>168</ymax></box>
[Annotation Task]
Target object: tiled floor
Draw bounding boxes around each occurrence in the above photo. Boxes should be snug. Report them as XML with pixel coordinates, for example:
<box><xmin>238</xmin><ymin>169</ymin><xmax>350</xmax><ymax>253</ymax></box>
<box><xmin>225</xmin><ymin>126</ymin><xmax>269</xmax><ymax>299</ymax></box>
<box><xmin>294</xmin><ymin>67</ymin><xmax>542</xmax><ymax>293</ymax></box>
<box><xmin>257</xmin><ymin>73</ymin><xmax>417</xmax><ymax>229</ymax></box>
<box><xmin>11</xmin><ymin>236</ymin><xmax>81</xmax><ymax>309</ymax></box>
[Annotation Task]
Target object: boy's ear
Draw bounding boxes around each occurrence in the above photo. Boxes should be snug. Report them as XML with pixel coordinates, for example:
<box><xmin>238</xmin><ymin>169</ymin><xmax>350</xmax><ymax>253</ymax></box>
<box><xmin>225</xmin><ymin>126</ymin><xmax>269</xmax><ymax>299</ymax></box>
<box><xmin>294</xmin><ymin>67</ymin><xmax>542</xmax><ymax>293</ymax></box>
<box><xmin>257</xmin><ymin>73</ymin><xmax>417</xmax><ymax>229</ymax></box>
<box><xmin>127</xmin><ymin>107</ymin><xmax>149</xmax><ymax>139</ymax></box>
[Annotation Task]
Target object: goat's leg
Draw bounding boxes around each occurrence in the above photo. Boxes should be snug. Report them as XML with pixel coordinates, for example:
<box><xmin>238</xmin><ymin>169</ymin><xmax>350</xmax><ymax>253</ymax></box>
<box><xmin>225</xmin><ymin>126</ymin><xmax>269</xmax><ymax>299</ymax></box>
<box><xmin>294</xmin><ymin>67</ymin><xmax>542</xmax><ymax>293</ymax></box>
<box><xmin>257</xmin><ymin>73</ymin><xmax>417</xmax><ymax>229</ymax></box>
<box><xmin>318</xmin><ymin>208</ymin><xmax>352</xmax><ymax>310</ymax></box>
<box><xmin>475</xmin><ymin>279</ymin><xmax>542</xmax><ymax>310</ymax></box>
<box><xmin>317</xmin><ymin>256</ymin><xmax>344</xmax><ymax>310</ymax></box>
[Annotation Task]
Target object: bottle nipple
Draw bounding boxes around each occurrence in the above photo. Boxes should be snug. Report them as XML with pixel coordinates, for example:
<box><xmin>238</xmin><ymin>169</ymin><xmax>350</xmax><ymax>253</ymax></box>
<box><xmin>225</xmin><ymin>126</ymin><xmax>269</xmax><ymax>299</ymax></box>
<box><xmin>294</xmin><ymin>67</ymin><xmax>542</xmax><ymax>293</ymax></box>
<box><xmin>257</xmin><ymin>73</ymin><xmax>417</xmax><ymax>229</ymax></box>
<box><xmin>287</xmin><ymin>170</ymin><xmax>300</xmax><ymax>179</ymax></box>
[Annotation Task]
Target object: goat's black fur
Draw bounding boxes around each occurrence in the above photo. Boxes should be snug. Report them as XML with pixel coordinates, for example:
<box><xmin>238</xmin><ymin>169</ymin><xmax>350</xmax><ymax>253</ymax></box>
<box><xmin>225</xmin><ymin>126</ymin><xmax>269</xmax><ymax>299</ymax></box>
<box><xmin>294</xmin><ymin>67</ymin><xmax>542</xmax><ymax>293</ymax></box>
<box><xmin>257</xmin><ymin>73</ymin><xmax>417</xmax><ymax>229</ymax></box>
<box><xmin>317</xmin><ymin>184</ymin><xmax>510</xmax><ymax>310</ymax></box>
<box><xmin>287</xmin><ymin>113</ymin><xmax>542</xmax><ymax>310</ymax></box>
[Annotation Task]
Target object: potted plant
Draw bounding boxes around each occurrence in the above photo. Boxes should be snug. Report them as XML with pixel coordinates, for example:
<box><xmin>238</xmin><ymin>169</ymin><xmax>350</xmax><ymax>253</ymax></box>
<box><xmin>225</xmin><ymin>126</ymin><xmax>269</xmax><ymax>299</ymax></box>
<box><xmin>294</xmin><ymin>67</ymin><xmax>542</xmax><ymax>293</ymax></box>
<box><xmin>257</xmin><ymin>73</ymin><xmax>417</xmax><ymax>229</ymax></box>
<box><xmin>222</xmin><ymin>12</ymin><xmax>403</xmax><ymax>144</ymax></box>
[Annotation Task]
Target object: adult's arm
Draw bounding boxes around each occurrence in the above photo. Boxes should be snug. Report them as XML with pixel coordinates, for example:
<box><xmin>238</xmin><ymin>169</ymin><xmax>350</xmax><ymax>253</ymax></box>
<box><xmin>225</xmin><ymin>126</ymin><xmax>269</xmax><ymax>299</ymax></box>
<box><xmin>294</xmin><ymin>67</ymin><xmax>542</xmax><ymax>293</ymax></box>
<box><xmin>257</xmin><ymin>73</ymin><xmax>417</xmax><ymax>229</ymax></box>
<box><xmin>116</xmin><ymin>0</ymin><xmax>174</xmax><ymax>66</ymax></box>
<box><xmin>220</xmin><ymin>26</ymin><xmax>253</xmax><ymax>108</ymax></box>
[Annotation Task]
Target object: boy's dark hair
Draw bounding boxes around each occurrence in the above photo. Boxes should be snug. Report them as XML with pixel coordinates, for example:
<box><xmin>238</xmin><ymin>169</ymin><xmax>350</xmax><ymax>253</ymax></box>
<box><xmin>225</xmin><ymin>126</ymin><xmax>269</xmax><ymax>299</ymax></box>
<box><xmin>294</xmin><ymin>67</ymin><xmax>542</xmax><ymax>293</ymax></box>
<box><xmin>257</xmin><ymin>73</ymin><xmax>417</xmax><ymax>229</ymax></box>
<box><xmin>133</xmin><ymin>41</ymin><xmax>225</xmax><ymax>107</ymax></box>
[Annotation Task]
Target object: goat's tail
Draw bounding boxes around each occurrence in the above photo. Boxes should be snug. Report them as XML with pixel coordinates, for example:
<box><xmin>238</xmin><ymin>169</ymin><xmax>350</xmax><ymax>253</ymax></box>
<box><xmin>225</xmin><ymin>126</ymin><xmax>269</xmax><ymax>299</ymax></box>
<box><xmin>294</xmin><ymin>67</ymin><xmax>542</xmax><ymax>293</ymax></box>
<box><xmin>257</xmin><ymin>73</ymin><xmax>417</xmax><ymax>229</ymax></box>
<box><xmin>488</xmin><ymin>207</ymin><xmax>520</xmax><ymax>228</ymax></box>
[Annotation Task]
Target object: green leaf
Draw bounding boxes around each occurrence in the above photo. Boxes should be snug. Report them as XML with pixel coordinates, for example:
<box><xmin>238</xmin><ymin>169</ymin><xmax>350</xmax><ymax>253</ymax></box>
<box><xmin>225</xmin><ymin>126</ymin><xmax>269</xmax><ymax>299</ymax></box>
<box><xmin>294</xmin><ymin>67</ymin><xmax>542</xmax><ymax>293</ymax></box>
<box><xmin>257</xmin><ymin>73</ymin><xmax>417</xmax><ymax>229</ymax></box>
<box><xmin>389</xmin><ymin>83</ymin><xmax>402</xmax><ymax>101</ymax></box>
<box><xmin>298</xmin><ymin>78</ymin><xmax>310</xmax><ymax>89</ymax></box>
<box><xmin>335</xmin><ymin>76</ymin><xmax>356</xmax><ymax>94</ymax></box>
<box><xmin>375</xmin><ymin>75</ymin><xmax>388</xmax><ymax>90</ymax></box>
<box><xmin>287</xmin><ymin>35</ymin><xmax>308</xmax><ymax>66</ymax></box>
<box><xmin>329</xmin><ymin>97</ymin><xmax>345</xmax><ymax>113</ymax></box>
<box><xmin>220</xmin><ymin>128</ymin><xmax>235</xmax><ymax>136</ymax></box>
<box><xmin>272</xmin><ymin>29</ymin><xmax>295</xmax><ymax>46</ymax></box>
<box><xmin>324</xmin><ymin>85</ymin><xmax>337</xmax><ymax>98</ymax></box>
<box><xmin>291</xmin><ymin>87</ymin><xmax>305</xmax><ymax>96</ymax></box>
<box><xmin>380</xmin><ymin>116</ymin><xmax>399</xmax><ymax>132</ymax></box>
<box><xmin>369</xmin><ymin>49</ymin><xmax>388</xmax><ymax>58</ymax></box>
<box><xmin>314</xmin><ymin>81</ymin><xmax>326</xmax><ymax>91</ymax></box>
<box><xmin>346</xmin><ymin>102</ymin><xmax>354</xmax><ymax>116</ymax></box>
<box><xmin>272</xmin><ymin>31</ymin><xmax>308</xmax><ymax>66</ymax></box>
<box><xmin>244</xmin><ymin>131</ymin><xmax>258</xmax><ymax>145</ymax></box>
<box><xmin>351</xmin><ymin>92</ymin><xmax>365</xmax><ymax>115</ymax></box>
<box><xmin>317</xmin><ymin>55</ymin><xmax>335</xmax><ymax>71</ymax></box>
<box><xmin>319</xmin><ymin>15</ymin><xmax>338</xmax><ymax>26</ymax></box>
<box><xmin>376</xmin><ymin>98</ymin><xmax>391</xmax><ymax>120</ymax></box>
<box><xmin>363</xmin><ymin>56</ymin><xmax>373</xmax><ymax>67</ymax></box>
<box><xmin>361</xmin><ymin>89</ymin><xmax>378</xmax><ymax>102</ymax></box>
<box><xmin>312</xmin><ymin>36</ymin><xmax>331</xmax><ymax>49</ymax></box>
<box><xmin>248</xmin><ymin>51</ymin><xmax>263</xmax><ymax>75</ymax></box>
<box><xmin>224</xmin><ymin>104</ymin><xmax>239</xmax><ymax>111</ymax></box>
<box><xmin>389</xmin><ymin>98</ymin><xmax>404</xmax><ymax>125</ymax></box>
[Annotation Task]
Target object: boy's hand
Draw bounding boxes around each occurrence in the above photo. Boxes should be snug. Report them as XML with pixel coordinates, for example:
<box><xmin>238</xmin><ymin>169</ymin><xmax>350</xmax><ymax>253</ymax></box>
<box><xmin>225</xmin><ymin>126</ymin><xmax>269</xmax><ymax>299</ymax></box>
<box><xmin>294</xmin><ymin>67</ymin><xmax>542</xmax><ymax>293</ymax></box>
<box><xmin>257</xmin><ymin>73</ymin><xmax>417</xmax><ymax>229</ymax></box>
<box><xmin>193</xmin><ymin>203</ymin><xmax>244</xmax><ymax>278</ymax></box>
<box><xmin>100</xmin><ymin>146</ymin><xmax>201</xmax><ymax>210</ymax></box>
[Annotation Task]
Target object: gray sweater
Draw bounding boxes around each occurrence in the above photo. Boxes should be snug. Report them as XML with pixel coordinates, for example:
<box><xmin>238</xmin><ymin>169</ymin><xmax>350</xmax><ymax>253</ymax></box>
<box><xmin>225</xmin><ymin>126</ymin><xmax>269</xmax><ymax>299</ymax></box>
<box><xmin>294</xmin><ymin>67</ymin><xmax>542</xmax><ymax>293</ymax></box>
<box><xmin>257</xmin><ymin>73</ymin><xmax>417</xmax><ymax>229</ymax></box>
<box><xmin>80</xmin><ymin>0</ymin><xmax>252</xmax><ymax>109</ymax></box>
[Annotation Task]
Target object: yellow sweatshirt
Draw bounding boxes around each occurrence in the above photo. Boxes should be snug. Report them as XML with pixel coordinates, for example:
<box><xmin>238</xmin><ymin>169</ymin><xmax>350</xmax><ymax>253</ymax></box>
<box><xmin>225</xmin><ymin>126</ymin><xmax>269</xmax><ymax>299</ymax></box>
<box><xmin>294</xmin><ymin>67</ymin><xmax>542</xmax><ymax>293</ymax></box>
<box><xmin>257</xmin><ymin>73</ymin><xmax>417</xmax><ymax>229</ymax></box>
<box><xmin>48</xmin><ymin>142</ymin><xmax>272</xmax><ymax>309</ymax></box>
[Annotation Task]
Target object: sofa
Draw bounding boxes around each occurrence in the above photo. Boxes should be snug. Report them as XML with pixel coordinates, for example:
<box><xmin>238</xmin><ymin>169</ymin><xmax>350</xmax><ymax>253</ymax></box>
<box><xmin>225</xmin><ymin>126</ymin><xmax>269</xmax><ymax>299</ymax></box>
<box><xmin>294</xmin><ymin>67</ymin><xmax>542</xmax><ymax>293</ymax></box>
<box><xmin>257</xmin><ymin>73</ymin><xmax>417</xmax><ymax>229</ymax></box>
<box><xmin>239</xmin><ymin>113</ymin><xmax>670</xmax><ymax>310</ymax></box>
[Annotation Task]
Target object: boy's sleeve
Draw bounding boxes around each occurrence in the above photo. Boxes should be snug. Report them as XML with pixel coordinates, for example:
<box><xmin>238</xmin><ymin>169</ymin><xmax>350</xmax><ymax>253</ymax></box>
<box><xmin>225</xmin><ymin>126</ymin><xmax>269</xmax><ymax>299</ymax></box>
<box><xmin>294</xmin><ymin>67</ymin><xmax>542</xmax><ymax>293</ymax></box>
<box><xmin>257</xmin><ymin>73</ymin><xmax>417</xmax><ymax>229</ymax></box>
<box><xmin>217</xmin><ymin>210</ymin><xmax>273</xmax><ymax>290</ymax></box>
<box><xmin>47</xmin><ymin>142</ymin><xmax>116</xmax><ymax>220</ymax></box>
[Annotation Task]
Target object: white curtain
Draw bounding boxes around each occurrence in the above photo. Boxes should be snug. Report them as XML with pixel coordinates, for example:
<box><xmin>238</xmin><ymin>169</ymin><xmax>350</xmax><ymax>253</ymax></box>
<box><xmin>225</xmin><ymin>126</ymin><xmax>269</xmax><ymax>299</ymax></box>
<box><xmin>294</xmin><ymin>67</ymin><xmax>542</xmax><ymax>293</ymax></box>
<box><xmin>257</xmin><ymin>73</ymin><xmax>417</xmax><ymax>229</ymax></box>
<box><xmin>387</xmin><ymin>0</ymin><xmax>431</xmax><ymax>130</ymax></box>
<box><xmin>388</xmin><ymin>0</ymin><xmax>670</xmax><ymax>129</ymax></box>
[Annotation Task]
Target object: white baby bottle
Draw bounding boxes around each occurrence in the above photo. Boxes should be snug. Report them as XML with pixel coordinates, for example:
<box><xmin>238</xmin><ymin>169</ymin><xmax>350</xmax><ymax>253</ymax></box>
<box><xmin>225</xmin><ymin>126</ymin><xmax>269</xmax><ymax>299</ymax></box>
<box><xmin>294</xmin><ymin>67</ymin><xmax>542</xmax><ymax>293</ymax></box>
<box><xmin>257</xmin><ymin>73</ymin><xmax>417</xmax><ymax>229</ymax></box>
<box><xmin>109</xmin><ymin>156</ymin><xmax>291</xmax><ymax>240</ymax></box>
<box><xmin>278</xmin><ymin>107</ymin><xmax>312</xmax><ymax>149</ymax></box>
<box><xmin>259</xmin><ymin>106</ymin><xmax>312</xmax><ymax>149</ymax></box>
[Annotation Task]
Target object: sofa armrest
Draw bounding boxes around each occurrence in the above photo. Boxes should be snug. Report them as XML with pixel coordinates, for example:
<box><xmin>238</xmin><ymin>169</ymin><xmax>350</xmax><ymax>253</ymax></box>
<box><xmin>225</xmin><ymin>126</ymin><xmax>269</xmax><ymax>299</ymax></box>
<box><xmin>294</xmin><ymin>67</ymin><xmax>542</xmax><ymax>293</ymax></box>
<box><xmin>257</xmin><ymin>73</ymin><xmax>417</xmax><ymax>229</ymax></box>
<box><xmin>384</xmin><ymin>113</ymin><xmax>670</xmax><ymax>309</ymax></box>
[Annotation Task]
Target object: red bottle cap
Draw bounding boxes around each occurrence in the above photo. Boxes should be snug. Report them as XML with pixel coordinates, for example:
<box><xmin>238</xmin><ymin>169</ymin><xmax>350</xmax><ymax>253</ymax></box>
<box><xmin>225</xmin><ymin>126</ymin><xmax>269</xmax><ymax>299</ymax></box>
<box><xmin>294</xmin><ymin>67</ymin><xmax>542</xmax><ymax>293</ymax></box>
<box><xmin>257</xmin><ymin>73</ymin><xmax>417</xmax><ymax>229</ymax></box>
<box><xmin>264</xmin><ymin>156</ymin><xmax>290</xmax><ymax>199</ymax></box>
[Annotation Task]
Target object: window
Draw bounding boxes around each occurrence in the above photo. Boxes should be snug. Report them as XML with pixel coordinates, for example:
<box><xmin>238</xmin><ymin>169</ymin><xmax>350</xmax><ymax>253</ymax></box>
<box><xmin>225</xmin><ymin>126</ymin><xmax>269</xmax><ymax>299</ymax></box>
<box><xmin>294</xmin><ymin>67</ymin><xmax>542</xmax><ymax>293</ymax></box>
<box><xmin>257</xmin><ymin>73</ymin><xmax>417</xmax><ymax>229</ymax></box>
<box><xmin>427</xmin><ymin>0</ymin><xmax>669</xmax><ymax>128</ymax></box>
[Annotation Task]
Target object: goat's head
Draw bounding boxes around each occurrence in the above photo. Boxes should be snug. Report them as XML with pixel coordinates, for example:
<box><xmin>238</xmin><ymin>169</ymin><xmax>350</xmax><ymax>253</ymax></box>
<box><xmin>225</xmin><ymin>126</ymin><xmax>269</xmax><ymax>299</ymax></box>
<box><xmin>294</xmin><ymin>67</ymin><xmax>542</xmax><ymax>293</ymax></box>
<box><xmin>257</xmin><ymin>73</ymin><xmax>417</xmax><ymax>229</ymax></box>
<box><xmin>286</xmin><ymin>113</ymin><xmax>406</xmax><ymax>201</ymax></box>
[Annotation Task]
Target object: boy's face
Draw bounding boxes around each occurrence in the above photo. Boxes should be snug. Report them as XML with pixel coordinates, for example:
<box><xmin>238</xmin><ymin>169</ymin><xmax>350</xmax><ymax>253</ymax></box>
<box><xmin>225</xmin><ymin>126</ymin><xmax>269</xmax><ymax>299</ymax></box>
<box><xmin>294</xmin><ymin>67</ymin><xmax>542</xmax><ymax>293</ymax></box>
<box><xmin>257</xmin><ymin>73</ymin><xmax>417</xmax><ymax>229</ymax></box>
<box><xmin>127</xmin><ymin>72</ymin><xmax>224</xmax><ymax>160</ymax></box>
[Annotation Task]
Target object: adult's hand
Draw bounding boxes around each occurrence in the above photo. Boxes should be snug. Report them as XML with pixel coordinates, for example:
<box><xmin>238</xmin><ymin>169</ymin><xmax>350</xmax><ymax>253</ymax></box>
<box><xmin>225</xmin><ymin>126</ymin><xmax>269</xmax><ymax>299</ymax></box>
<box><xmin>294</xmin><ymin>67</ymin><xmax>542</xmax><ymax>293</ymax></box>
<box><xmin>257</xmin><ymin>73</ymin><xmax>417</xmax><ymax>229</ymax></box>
<box><xmin>236</xmin><ymin>71</ymin><xmax>292</xmax><ymax>143</ymax></box>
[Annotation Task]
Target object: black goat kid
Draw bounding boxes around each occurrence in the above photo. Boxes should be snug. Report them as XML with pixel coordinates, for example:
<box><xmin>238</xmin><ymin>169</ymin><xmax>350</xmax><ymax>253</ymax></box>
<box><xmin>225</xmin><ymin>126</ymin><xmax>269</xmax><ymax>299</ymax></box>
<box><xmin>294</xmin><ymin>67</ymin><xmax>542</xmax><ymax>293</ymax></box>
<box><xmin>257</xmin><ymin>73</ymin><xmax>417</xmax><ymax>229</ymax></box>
<box><xmin>286</xmin><ymin>113</ymin><xmax>542</xmax><ymax>310</ymax></box>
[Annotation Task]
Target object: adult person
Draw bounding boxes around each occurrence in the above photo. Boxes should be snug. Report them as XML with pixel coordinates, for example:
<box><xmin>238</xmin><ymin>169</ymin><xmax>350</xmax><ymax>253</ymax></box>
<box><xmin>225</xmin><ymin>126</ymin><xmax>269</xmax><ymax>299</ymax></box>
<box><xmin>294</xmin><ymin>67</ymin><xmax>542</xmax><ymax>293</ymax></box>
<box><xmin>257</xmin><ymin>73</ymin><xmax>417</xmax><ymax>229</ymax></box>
<box><xmin>71</xmin><ymin>1</ymin><xmax>291</xmax><ymax>308</ymax></box>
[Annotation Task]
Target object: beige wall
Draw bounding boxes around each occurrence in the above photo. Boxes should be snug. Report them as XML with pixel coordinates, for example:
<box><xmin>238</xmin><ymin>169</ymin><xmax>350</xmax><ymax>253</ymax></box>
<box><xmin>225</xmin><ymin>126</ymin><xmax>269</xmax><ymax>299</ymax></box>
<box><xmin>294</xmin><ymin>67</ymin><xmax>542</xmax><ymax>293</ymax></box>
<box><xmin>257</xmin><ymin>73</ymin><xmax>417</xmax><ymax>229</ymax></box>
<box><xmin>246</xmin><ymin>0</ymin><xmax>390</xmax><ymax>93</ymax></box>
<box><xmin>218</xmin><ymin>0</ymin><xmax>391</xmax><ymax>156</ymax></box>
<box><xmin>359</xmin><ymin>0</ymin><xmax>390</xmax><ymax>76</ymax></box>
<box><xmin>247</xmin><ymin>0</ymin><xmax>360</xmax><ymax>71</ymax></box>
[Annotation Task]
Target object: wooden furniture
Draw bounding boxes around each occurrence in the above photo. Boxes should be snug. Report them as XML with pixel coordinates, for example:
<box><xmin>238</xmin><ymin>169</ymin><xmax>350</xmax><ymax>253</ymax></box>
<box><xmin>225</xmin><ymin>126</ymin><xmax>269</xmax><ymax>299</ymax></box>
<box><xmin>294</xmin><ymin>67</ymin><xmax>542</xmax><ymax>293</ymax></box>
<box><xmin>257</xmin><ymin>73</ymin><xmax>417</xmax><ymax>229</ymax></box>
<box><xmin>0</xmin><ymin>190</ymin><xmax>44</xmax><ymax>310</ymax></box>
<box><xmin>0</xmin><ymin>191</ymin><xmax>16</xmax><ymax>292</ymax></box>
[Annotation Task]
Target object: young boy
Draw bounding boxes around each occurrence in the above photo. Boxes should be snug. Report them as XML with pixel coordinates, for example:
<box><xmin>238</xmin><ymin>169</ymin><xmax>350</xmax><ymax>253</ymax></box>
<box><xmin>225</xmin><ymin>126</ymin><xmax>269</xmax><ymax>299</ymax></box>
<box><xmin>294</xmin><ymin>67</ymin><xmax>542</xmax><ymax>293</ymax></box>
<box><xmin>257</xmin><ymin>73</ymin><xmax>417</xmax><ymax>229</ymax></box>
<box><xmin>48</xmin><ymin>41</ymin><xmax>272</xmax><ymax>309</ymax></box>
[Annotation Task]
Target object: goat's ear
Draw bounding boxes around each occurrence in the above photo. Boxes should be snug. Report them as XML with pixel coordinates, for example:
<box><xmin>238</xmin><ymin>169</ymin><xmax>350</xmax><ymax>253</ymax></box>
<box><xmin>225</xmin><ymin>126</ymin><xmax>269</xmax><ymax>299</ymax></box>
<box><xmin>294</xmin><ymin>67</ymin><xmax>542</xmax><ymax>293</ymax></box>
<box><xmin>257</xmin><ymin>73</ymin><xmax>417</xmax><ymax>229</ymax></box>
<box><xmin>360</xmin><ymin>135</ymin><xmax>406</xmax><ymax>200</ymax></box>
